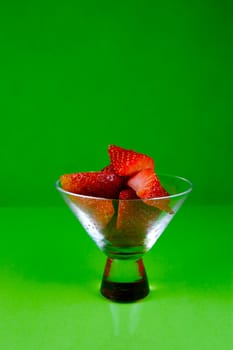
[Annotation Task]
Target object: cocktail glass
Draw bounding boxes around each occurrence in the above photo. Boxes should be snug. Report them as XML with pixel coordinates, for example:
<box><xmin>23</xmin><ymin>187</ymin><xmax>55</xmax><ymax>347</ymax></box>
<box><xmin>56</xmin><ymin>174</ymin><xmax>192</xmax><ymax>302</ymax></box>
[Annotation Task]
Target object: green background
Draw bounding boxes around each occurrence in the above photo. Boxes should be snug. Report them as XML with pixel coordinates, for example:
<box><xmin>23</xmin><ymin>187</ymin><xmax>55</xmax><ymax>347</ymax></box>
<box><xmin>0</xmin><ymin>0</ymin><xmax>232</xmax><ymax>206</ymax></box>
<box><xmin>0</xmin><ymin>1</ymin><xmax>232</xmax><ymax>349</ymax></box>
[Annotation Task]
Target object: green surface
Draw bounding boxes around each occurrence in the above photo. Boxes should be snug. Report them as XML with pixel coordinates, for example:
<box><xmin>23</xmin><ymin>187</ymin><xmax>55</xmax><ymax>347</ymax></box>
<box><xmin>0</xmin><ymin>1</ymin><xmax>233</xmax><ymax>349</ymax></box>
<box><xmin>0</xmin><ymin>205</ymin><xmax>232</xmax><ymax>349</ymax></box>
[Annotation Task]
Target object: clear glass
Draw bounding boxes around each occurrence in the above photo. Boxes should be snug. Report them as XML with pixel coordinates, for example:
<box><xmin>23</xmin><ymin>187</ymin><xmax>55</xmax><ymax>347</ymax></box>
<box><xmin>56</xmin><ymin>174</ymin><xmax>192</xmax><ymax>302</ymax></box>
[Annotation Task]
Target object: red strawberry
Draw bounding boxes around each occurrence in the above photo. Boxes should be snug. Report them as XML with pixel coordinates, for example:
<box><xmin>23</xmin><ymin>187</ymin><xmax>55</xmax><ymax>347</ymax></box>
<box><xmin>127</xmin><ymin>169</ymin><xmax>172</xmax><ymax>212</ymax></box>
<box><xmin>101</xmin><ymin>164</ymin><xmax>116</xmax><ymax>173</ymax></box>
<box><xmin>70</xmin><ymin>195</ymin><xmax>115</xmax><ymax>228</ymax></box>
<box><xmin>119</xmin><ymin>188</ymin><xmax>139</xmax><ymax>200</ymax></box>
<box><xmin>60</xmin><ymin>172</ymin><xmax>123</xmax><ymax>199</ymax></box>
<box><xmin>115</xmin><ymin>194</ymin><xmax>161</xmax><ymax>244</ymax></box>
<box><xmin>108</xmin><ymin>145</ymin><xmax>154</xmax><ymax>176</ymax></box>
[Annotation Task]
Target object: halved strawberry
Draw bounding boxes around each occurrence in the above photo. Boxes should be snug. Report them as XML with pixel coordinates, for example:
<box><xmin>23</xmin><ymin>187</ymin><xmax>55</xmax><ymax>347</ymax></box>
<box><xmin>115</xmin><ymin>193</ymin><xmax>161</xmax><ymax>245</ymax></box>
<box><xmin>60</xmin><ymin>172</ymin><xmax>123</xmax><ymax>199</ymax></box>
<box><xmin>70</xmin><ymin>195</ymin><xmax>115</xmax><ymax>228</ymax></box>
<box><xmin>127</xmin><ymin>169</ymin><xmax>172</xmax><ymax>212</ymax></box>
<box><xmin>108</xmin><ymin>145</ymin><xmax>154</xmax><ymax>176</ymax></box>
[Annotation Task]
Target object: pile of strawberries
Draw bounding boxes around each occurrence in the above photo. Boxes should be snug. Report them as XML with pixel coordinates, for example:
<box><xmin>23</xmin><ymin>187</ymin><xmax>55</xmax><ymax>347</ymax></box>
<box><xmin>61</xmin><ymin>145</ymin><xmax>169</xmax><ymax>200</ymax></box>
<box><xmin>60</xmin><ymin>145</ymin><xmax>171</xmax><ymax>233</ymax></box>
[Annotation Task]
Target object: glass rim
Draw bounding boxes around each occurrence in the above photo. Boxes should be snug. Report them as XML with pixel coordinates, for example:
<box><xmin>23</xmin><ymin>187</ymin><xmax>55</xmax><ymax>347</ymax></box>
<box><xmin>55</xmin><ymin>173</ymin><xmax>193</xmax><ymax>201</ymax></box>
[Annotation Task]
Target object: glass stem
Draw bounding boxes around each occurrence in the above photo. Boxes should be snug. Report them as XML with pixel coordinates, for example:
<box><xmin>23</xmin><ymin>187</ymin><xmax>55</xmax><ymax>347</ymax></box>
<box><xmin>100</xmin><ymin>258</ymin><xmax>149</xmax><ymax>302</ymax></box>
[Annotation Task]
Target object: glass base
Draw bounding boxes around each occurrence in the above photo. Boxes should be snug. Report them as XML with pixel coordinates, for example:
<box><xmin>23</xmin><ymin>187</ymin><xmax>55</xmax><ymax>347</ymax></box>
<box><xmin>100</xmin><ymin>258</ymin><xmax>149</xmax><ymax>302</ymax></box>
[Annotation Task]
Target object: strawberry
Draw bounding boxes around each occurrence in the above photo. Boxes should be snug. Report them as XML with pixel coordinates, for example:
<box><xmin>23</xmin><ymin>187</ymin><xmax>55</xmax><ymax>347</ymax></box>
<box><xmin>108</xmin><ymin>145</ymin><xmax>154</xmax><ymax>176</ymax></box>
<box><xmin>119</xmin><ymin>188</ymin><xmax>139</xmax><ymax>200</ymax></box>
<box><xmin>101</xmin><ymin>164</ymin><xmax>116</xmax><ymax>173</ymax></box>
<box><xmin>60</xmin><ymin>172</ymin><xmax>123</xmax><ymax>199</ymax></box>
<box><xmin>115</xmin><ymin>194</ymin><xmax>161</xmax><ymax>245</ymax></box>
<box><xmin>70</xmin><ymin>195</ymin><xmax>115</xmax><ymax>228</ymax></box>
<box><xmin>127</xmin><ymin>169</ymin><xmax>172</xmax><ymax>212</ymax></box>
<box><xmin>127</xmin><ymin>169</ymin><xmax>169</xmax><ymax>198</ymax></box>
<box><xmin>103</xmin><ymin>187</ymin><xmax>161</xmax><ymax>246</ymax></box>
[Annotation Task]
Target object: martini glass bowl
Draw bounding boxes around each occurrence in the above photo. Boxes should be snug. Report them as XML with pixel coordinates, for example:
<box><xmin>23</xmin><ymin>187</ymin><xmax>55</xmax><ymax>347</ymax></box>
<box><xmin>56</xmin><ymin>174</ymin><xmax>192</xmax><ymax>302</ymax></box>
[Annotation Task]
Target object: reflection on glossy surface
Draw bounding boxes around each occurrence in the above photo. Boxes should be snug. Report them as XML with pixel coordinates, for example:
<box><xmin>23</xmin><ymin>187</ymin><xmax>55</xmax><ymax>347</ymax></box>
<box><xmin>109</xmin><ymin>302</ymin><xmax>142</xmax><ymax>336</ymax></box>
<box><xmin>0</xmin><ymin>206</ymin><xmax>232</xmax><ymax>349</ymax></box>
